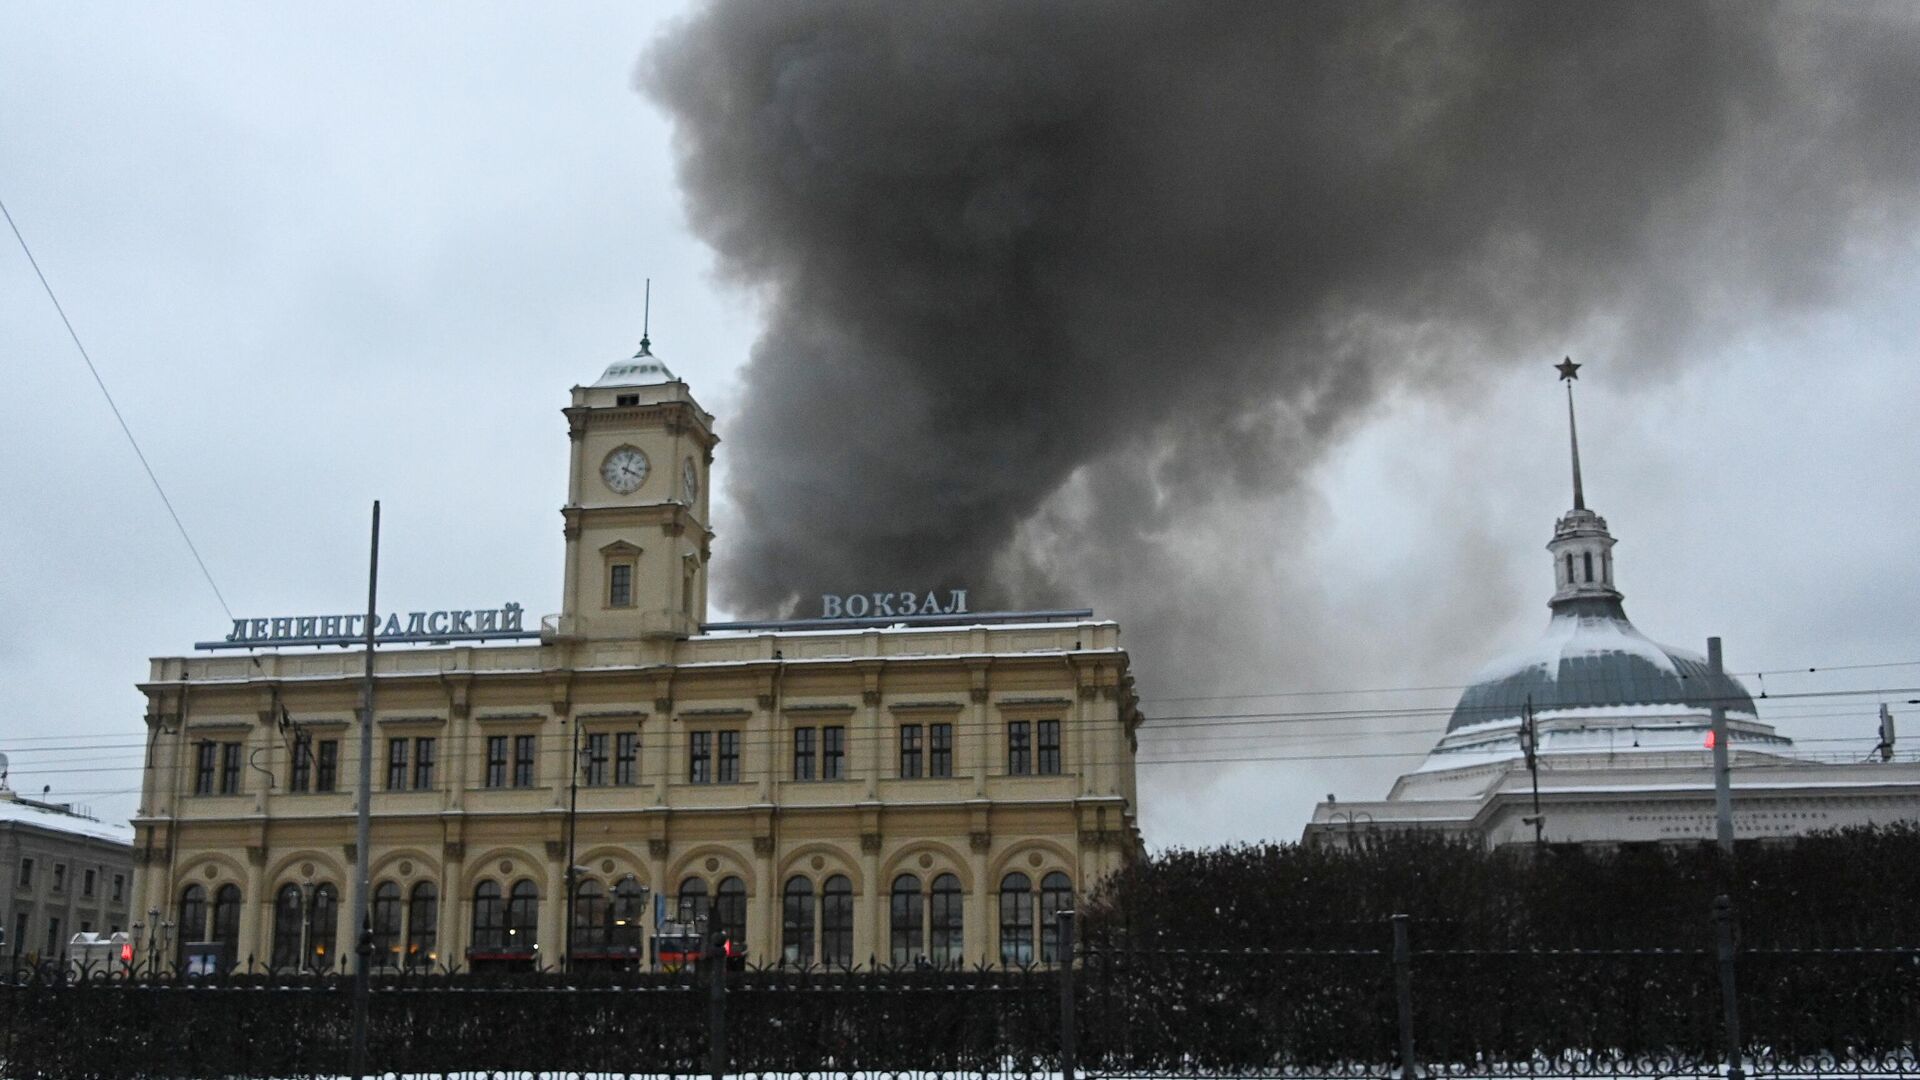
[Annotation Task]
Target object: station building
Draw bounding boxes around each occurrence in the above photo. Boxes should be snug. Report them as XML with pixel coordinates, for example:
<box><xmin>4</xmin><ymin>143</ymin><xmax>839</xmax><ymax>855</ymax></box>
<box><xmin>1</xmin><ymin>778</ymin><xmax>134</xmax><ymax>970</ymax></box>
<box><xmin>1304</xmin><ymin>368</ymin><xmax>1920</xmax><ymax>848</ymax></box>
<box><xmin>131</xmin><ymin>341</ymin><xmax>1141</xmax><ymax>973</ymax></box>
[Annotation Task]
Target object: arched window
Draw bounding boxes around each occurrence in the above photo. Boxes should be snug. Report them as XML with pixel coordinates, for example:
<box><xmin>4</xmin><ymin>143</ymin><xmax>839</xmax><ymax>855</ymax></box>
<box><xmin>308</xmin><ymin>883</ymin><xmax>338</xmax><ymax>971</ymax></box>
<box><xmin>211</xmin><ymin>884</ymin><xmax>242</xmax><ymax>969</ymax></box>
<box><xmin>678</xmin><ymin>878</ymin><xmax>709</xmax><ymax>923</ymax></box>
<box><xmin>371</xmin><ymin>882</ymin><xmax>402</xmax><ymax>968</ymax></box>
<box><xmin>610</xmin><ymin>877</ymin><xmax>646</xmax><ymax>949</ymax></box>
<box><xmin>471</xmin><ymin>881</ymin><xmax>505</xmax><ymax>953</ymax></box>
<box><xmin>821</xmin><ymin>875</ymin><xmax>854</xmax><ymax>967</ymax></box>
<box><xmin>178</xmin><ymin>884</ymin><xmax>208</xmax><ymax>942</ymax></box>
<box><xmin>271</xmin><ymin>884</ymin><xmax>304</xmax><ymax>970</ymax></box>
<box><xmin>407</xmin><ymin>882</ymin><xmax>438</xmax><ymax>968</ymax></box>
<box><xmin>1039</xmin><ymin>872</ymin><xmax>1073</xmax><ymax>964</ymax></box>
<box><xmin>177</xmin><ymin>884</ymin><xmax>207</xmax><ymax>970</ymax></box>
<box><xmin>1565</xmin><ymin>552</ymin><xmax>1574</xmax><ymax>585</ymax></box>
<box><xmin>781</xmin><ymin>876</ymin><xmax>814</xmax><ymax>966</ymax></box>
<box><xmin>1603</xmin><ymin>551</ymin><xmax>1612</xmax><ymax>585</ymax></box>
<box><xmin>507</xmin><ymin>880</ymin><xmax>539</xmax><ymax>953</ymax></box>
<box><xmin>716</xmin><ymin>876</ymin><xmax>748</xmax><ymax>950</ymax></box>
<box><xmin>573</xmin><ymin>879</ymin><xmax>609</xmax><ymax>952</ymax></box>
<box><xmin>1583</xmin><ymin>551</ymin><xmax>1594</xmax><ymax>583</ymax></box>
<box><xmin>890</xmin><ymin>874</ymin><xmax>923</xmax><ymax>967</ymax></box>
<box><xmin>930</xmin><ymin>873</ymin><xmax>964</xmax><ymax>965</ymax></box>
<box><xmin>999</xmin><ymin>872</ymin><xmax>1033</xmax><ymax>966</ymax></box>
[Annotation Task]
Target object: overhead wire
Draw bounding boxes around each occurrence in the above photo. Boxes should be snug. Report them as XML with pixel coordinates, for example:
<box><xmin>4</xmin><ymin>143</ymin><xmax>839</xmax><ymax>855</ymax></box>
<box><xmin>0</xmin><ymin>195</ymin><xmax>234</xmax><ymax>620</ymax></box>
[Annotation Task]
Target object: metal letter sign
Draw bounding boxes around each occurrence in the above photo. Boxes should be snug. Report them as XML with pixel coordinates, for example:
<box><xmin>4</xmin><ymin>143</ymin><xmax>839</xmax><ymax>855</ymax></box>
<box><xmin>819</xmin><ymin>590</ymin><xmax>968</xmax><ymax>619</ymax></box>
<box><xmin>197</xmin><ymin>603</ymin><xmax>537</xmax><ymax>650</ymax></box>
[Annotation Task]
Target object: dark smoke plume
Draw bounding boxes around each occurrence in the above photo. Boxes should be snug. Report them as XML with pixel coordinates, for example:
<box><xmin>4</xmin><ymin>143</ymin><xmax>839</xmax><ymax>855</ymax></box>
<box><xmin>643</xmin><ymin>3</ymin><xmax>1920</xmax><ymax>681</ymax></box>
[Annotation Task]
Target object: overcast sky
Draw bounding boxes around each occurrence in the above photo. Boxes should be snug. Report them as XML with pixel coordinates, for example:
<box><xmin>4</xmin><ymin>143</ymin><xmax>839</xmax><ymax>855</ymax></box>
<box><xmin>3</xmin><ymin>4</ymin><xmax>1917</xmax><ymax>847</ymax></box>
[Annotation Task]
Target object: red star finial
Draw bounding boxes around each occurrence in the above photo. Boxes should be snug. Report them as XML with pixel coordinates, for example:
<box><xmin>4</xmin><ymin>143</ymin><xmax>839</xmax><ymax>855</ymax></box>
<box><xmin>1555</xmin><ymin>357</ymin><xmax>1581</xmax><ymax>382</ymax></box>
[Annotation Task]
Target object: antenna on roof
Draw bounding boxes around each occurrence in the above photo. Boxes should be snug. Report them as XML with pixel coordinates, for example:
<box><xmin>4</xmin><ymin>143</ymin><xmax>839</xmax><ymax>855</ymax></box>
<box><xmin>638</xmin><ymin>279</ymin><xmax>653</xmax><ymax>356</ymax></box>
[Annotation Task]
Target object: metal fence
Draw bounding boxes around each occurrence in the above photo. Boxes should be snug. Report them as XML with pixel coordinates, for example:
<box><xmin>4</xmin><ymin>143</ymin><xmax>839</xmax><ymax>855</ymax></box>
<box><xmin>4</xmin><ymin>899</ymin><xmax>1917</xmax><ymax>1079</ymax></box>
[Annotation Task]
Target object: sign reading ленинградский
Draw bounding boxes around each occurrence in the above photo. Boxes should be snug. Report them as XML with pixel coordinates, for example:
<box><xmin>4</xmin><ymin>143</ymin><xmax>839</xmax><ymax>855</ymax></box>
<box><xmin>199</xmin><ymin>603</ymin><xmax>533</xmax><ymax>649</ymax></box>
<box><xmin>819</xmin><ymin>590</ymin><xmax>968</xmax><ymax>619</ymax></box>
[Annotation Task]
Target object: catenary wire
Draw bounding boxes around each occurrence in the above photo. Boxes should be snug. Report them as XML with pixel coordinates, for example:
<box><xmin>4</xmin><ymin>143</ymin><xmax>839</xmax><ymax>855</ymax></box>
<box><xmin>0</xmin><ymin>195</ymin><xmax>234</xmax><ymax>620</ymax></box>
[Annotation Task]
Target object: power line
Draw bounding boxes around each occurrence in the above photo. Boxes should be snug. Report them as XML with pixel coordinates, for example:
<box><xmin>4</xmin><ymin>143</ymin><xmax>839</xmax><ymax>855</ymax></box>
<box><xmin>1139</xmin><ymin>658</ymin><xmax>1920</xmax><ymax>704</ymax></box>
<box><xmin>1</xmin><ymin>195</ymin><xmax>234</xmax><ymax>620</ymax></box>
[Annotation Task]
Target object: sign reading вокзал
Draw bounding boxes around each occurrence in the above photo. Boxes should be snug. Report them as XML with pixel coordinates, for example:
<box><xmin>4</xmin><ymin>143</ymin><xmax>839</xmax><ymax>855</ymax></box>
<box><xmin>200</xmin><ymin>602</ymin><xmax>532</xmax><ymax>649</ymax></box>
<box><xmin>819</xmin><ymin>590</ymin><xmax>968</xmax><ymax>619</ymax></box>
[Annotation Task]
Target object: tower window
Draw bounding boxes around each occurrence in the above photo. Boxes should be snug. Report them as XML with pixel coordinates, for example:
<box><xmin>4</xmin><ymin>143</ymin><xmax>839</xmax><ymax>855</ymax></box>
<box><xmin>1583</xmin><ymin>551</ymin><xmax>1594</xmax><ymax>583</ymax></box>
<box><xmin>608</xmin><ymin>563</ymin><xmax>633</xmax><ymax>608</ymax></box>
<box><xmin>1565</xmin><ymin>552</ymin><xmax>1574</xmax><ymax>586</ymax></box>
<box><xmin>615</xmin><ymin>393</ymin><xmax>639</xmax><ymax>407</ymax></box>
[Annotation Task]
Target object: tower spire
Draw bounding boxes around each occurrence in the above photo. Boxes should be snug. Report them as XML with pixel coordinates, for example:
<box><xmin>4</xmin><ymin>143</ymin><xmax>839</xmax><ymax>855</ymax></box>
<box><xmin>1556</xmin><ymin>357</ymin><xmax>1584</xmax><ymax>510</ymax></box>
<box><xmin>637</xmin><ymin>278</ymin><xmax>652</xmax><ymax>356</ymax></box>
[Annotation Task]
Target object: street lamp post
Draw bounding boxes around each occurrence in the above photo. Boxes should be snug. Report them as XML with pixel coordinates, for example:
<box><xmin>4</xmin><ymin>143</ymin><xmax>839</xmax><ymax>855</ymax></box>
<box><xmin>1330</xmin><ymin>810</ymin><xmax>1375</xmax><ymax>849</ymax></box>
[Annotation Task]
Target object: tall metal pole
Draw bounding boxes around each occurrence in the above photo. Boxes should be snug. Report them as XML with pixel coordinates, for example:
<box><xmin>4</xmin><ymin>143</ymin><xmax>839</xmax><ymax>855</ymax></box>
<box><xmin>1713</xmin><ymin>895</ymin><xmax>1746</xmax><ymax>1080</ymax></box>
<box><xmin>350</xmin><ymin>501</ymin><xmax>379</xmax><ymax>1080</ymax></box>
<box><xmin>1391</xmin><ymin>914</ymin><xmax>1417</xmax><ymax>1080</ymax></box>
<box><xmin>1057</xmin><ymin>909</ymin><xmax>1077</xmax><ymax>1080</ymax></box>
<box><xmin>1522</xmin><ymin>697</ymin><xmax>1545</xmax><ymax>846</ymax></box>
<box><xmin>1708</xmin><ymin>637</ymin><xmax>1734</xmax><ymax>857</ymax></box>
<box><xmin>564</xmin><ymin>718</ymin><xmax>582</xmax><ymax>974</ymax></box>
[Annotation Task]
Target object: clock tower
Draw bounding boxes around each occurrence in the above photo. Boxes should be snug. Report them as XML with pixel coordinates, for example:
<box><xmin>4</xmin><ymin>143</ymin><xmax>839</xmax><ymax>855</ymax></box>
<box><xmin>556</xmin><ymin>338</ymin><xmax>715</xmax><ymax>643</ymax></box>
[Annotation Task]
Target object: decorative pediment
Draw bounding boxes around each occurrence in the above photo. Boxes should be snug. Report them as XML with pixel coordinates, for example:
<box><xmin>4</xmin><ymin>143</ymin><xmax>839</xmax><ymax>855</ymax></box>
<box><xmin>599</xmin><ymin>540</ymin><xmax>643</xmax><ymax>556</ymax></box>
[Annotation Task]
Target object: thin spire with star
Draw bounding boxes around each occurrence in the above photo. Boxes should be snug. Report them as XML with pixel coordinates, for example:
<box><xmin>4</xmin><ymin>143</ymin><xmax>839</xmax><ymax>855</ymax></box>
<box><xmin>1557</xmin><ymin>357</ymin><xmax>1585</xmax><ymax>511</ymax></box>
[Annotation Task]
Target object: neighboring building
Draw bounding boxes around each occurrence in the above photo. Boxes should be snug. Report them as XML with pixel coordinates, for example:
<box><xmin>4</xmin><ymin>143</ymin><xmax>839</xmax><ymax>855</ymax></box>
<box><xmin>1304</xmin><ymin>365</ymin><xmax>1920</xmax><ymax>848</ymax></box>
<box><xmin>132</xmin><ymin>338</ymin><xmax>1142</xmax><ymax>973</ymax></box>
<box><xmin>2</xmin><ymin>777</ymin><xmax>135</xmax><ymax>969</ymax></box>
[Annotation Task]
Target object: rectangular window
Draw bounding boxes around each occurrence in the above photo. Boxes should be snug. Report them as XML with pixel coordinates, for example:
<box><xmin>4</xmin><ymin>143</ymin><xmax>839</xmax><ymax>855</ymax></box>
<box><xmin>52</xmin><ymin>865</ymin><xmax>65</xmax><ymax>893</ymax></box>
<box><xmin>112</xmin><ymin>875</ymin><xmax>124</xmax><ymax>903</ymax></box>
<box><xmin>290</xmin><ymin>738</ymin><xmax>312</xmax><ymax>792</ymax></box>
<box><xmin>615</xmin><ymin>732</ymin><xmax>638</xmax><ymax>785</ymax></box>
<box><xmin>194</xmin><ymin>742</ymin><xmax>216</xmax><ymax>795</ymax></box>
<box><xmin>316</xmin><ymin>740</ymin><xmax>339</xmax><ymax>792</ymax></box>
<box><xmin>689</xmin><ymin>731</ymin><xmax>712</xmax><ymax>784</ymax></box>
<box><xmin>899</xmin><ymin>724</ymin><xmax>923</xmax><ymax>779</ymax></box>
<box><xmin>17</xmin><ymin>857</ymin><xmax>32</xmax><ymax>889</ymax></box>
<box><xmin>46</xmin><ymin>918</ymin><xmax>60</xmax><ymax>957</ymax></box>
<box><xmin>219</xmin><ymin>742</ymin><xmax>243</xmax><ymax>794</ymax></box>
<box><xmin>486</xmin><ymin>736</ymin><xmax>508</xmax><ymax>788</ymax></box>
<box><xmin>513</xmin><ymin>734</ymin><xmax>537</xmax><ymax>787</ymax></box>
<box><xmin>930</xmin><ymin>723</ymin><xmax>954</xmax><ymax>778</ymax></box>
<box><xmin>584</xmin><ymin>732</ymin><xmax>609</xmax><ymax>786</ymax></box>
<box><xmin>387</xmin><ymin>738</ymin><xmax>409</xmax><ymax>791</ymax></box>
<box><xmin>609</xmin><ymin>563</ymin><xmax>633</xmax><ymax>607</ymax></box>
<box><xmin>83</xmin><ymin>869</ymin><xmax>95</xmax><ymax>898</ymax></box>
<box><xmin>1037</xmin><ymin>719</ymin><xmax>1062</xmax><ymax>775</ymax></box>
<box><xmin>792</xmin><ymin>727</ymin><xmax>815</xmax><ymax>780</ymax></box>
<box><xmin>822</xmin><ymin>726</ymin><xmax>844</xmax><ymax>780</ymax></box>
<box><xmin>1008</xmin><ymin>721</ymin><xmax>1032</xmax><ymax>776</ymax></box>
<box><xmin>413</xmin><ymin>737</ymin><xmax>436</xmax><ymax>790</ymax></box>
<box><xmin>718</xmin><ymin>730</ymin><xmax>741</xmax><ymax>783</ymax></box>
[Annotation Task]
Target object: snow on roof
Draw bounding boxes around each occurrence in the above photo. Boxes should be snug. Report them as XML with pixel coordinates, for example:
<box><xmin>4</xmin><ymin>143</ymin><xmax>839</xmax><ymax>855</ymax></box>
<box><xmin>1446</xmin><ymin>598</ymin><xmax>1758</xmax><ymax>732</ymax></box>
<box><xmin>0</xmin><ymin>796</ymin><xmax>134</xmax><ymax>846</ymax></box>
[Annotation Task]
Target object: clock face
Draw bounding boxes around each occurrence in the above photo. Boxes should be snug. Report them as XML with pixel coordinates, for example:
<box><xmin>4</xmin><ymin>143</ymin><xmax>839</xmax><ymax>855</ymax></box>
<box><xmin>600</xmin><ymin>446</ymin><xmax>649</xmax><ymax>495</ymax></box>
<box><xmin>683</xmin><ymin>458</ymin><xmax>700</xmax><ymax>503</ymax></box>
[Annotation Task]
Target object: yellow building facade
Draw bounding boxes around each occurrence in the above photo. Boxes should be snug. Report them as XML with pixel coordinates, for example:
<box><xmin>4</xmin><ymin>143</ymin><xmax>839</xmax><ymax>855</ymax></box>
<box><xmin>131</xmin><ymin>346</ymin><xmax>1142</xmax><ymax>972</ymax></box>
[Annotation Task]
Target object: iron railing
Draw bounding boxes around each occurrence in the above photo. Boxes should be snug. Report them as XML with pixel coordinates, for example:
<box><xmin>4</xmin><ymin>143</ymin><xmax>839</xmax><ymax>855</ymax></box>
<box><xmin>4</xmin><ymin>900</ymin><xmax>1917</xmax><ymax>1079</ymax></box>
